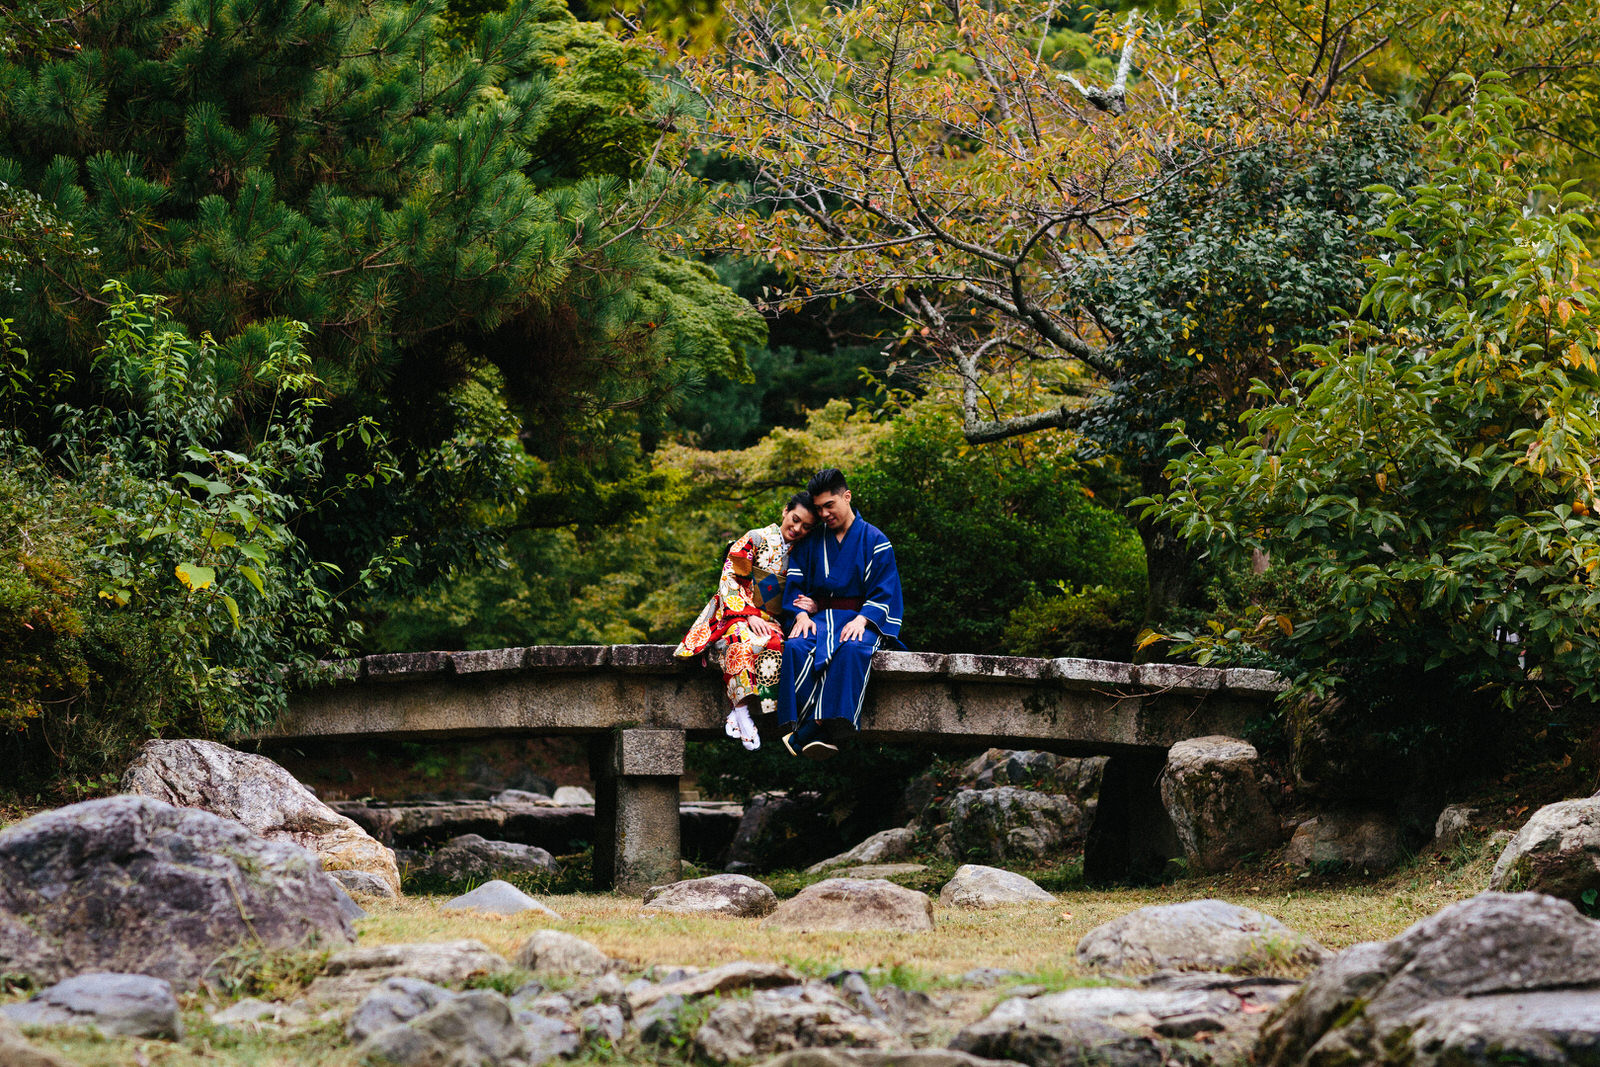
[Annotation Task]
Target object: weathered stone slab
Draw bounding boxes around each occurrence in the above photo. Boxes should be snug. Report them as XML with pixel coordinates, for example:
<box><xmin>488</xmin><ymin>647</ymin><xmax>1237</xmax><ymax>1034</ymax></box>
<box><xmin>1049</xmin><ymin>658</ymin><xmax>1136</xmax><ymax>687</ymax></box>
<box><xmin>514</xmin><ymin>931</ymin><xmax>613</xmax><ymax>977</ymax></box>
<box><xmin>946</xmin><ymin>654</ymin><xmax>1050</xmax><ymax>682</ymax></box>
<box><xmin>307</xmin><ymin>941</ymin><xmax>509</xmax><ymax>1004</ymax></box>
<box><xmin>524</xmin><ymin>645</ymin><xmax>611</xmax><ymax>670</ymax></box>
<box><xmin>871</xmin><ymin>651</ymin><xmax>949</xmax><ymax>677</ymax></box>
<box><xmin>1134</xmin><ymin>663</ymin><xmax>1222</xmax><ymax>693</ymax></box>
<box><xmin>696</xmin><ymin>985</ymin><xmax>907</xmax><ymax>1063</ymax></box>
<box><xmin>630</xmin><ymin>961</ymin><xmax>803</xmax><ymax>1011</ymax></box>
<box><xmin>363</xmin><ymin>651</ymin><xmax>453</xmax><ymax>679</ymax></box>
<box><xmin>1223</xmin><ymin>668</ymin><xmax>1290</xmax><ymax>693</ymax></box>
<box><xmin>450</xmin><ymin>648</ymin><xmax>528</xmax><ymax>674</ymax></box>
<box><xmin>608</xmin><ymin>644</ymin><xmax>682</xmax><ymax>672</ymax></box>
<box><xmin>2</xmin><ymin>973</ymin><xmax>183</xmax><ymax>1039</ymax></box>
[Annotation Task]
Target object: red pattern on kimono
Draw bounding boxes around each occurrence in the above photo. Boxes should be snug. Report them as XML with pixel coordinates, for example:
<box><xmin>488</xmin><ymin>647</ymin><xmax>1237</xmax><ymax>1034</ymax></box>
<box><xmin>674</xmin><ymin>523</ymin><xmax>791</xmax><ymax>714</ymax></box>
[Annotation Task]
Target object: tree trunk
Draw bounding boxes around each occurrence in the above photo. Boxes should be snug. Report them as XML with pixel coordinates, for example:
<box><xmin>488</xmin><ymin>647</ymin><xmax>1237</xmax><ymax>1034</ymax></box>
<box><xmin>1132</xmin><ymin>466</ymin><xmax>1202</xmax><ymax>661</ymax></box>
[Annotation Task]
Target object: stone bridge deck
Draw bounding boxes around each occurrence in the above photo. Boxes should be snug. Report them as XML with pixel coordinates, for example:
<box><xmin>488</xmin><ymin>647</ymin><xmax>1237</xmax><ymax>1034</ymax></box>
<box><xmin>262</xmin><ymin>645</ymin><xmax>1285</xmax><ymax>890</ymax></box>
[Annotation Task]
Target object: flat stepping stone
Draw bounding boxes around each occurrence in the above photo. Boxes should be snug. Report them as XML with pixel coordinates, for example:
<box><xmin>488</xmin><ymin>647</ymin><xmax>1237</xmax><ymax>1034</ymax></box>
<box><xmin>442</xmin><ymin>880</ymin><xmax>561</xmax><ymax>917</ymax></box>
<box><xmin>762</xmin><ymin>878</ymin><xmax>934</xmax><ymax>933</ymax></box>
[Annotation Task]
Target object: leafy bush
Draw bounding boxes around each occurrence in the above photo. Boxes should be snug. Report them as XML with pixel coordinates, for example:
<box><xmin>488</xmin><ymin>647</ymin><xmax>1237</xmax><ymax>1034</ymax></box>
<box><xmin>1002</xmin><ymin>583</ymin><xmax>1141</xmax><ymax>660</ymax></box>
<box><xmin>853</xmin><ymin>411</ymin><xmax>1145</xmax><ymax>654</ymax></box>
<box><xmin>1</xmin><ymin>286</ymin><xmax>391</xmax><ymax>796</ymax></box>
<box><xmin>1151</xmin><ymin>77</ymin><xmax>1600</xmax><ymax>767</ymax></box>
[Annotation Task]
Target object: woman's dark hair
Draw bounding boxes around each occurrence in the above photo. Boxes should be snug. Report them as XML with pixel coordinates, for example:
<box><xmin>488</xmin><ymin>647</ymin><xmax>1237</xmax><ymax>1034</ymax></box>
<box><xmin>807</xmin><ymin>468</ymin><xmax>848</xmax><ymax>497</ymax></box>
<box><xmin>784</xmin><ymin>491</ymin><xmax>815</xmax><ymax>516</ymax></box>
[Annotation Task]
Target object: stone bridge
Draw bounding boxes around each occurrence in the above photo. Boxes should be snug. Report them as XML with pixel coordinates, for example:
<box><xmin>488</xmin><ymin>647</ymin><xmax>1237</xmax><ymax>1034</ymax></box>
<box><xmin>261</xmin><ymin>645</ymin><xmax>1285</xmax><ymax>892</ymax></box>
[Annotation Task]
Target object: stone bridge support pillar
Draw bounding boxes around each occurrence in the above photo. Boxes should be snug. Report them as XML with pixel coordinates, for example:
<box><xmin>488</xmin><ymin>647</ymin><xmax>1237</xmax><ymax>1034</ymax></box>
<box><xmin>590</xmin><ymin>727</ymin><xmax>683</xmax><ymax>894</ymax></box>
<box><xmin>1082</xmin><ymin>750</ymin><xmax>1181</xmax><ymax>885</ymax></box>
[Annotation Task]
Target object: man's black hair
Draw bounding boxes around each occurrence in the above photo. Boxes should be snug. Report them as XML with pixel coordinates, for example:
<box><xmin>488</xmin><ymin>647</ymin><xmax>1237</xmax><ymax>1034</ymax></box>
<box><xmin>807</xmin><ymin>468</ymin><xmax>849</xmax><ymax>497</ymax></box>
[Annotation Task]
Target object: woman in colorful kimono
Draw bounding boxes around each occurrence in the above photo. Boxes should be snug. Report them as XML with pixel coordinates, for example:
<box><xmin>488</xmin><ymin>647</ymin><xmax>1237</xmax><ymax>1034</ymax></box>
<box><xmin>675</xmin><ymin>493</ymin><xmax>819</xmax><ymax>750</ymax></box>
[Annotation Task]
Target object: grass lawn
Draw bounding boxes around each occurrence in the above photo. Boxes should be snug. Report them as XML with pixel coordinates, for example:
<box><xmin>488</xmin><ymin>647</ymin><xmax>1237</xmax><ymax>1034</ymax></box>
<box><xmin>5</xmin><ymin>831</ymin><xmax>1505</xmax><ymax>1067</ymax></box>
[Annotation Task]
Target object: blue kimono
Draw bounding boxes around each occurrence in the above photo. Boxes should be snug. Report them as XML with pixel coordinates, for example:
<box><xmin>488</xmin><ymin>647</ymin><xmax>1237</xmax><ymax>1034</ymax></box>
<box><xmin>777</xmin><ymin>514</ymin><xmax>903</xmax><ymax>734</ymax></box>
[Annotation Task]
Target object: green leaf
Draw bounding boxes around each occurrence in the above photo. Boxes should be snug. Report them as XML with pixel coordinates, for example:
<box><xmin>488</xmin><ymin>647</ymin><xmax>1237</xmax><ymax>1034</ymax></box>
<box><xmin>175</xmin><ymin>563</ymin><xmax>216</xmax><ymax>590</ymax></box>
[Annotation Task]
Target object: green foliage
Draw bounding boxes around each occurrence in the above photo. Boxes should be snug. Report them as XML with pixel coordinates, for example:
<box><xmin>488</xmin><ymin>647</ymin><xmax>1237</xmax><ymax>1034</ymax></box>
<box><xmin>853</xmin><ymin>410</ymin><xmax>1145</xmax><ymax>654</ymax></box>
<box><xmin>1152</xmin><ymin>77</ymin><xmax>1600</xmax><ymax>745</ymax></box>
<box><xmin>1</xmin><ymin>286</ymin><xmax>390</xmax><ymax>794</ymax></box>
<box><xmin>1002</xmin><ymin>583</ymin><xmax>1140</xmax><ymax>660</ymax></box>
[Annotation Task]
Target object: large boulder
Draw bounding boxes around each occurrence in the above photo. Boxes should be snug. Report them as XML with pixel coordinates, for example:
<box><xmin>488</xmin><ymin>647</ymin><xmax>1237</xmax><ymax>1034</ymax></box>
<box><xmin>938</xmin><ymin>865</ymin><xmax>1055</xmax><ymax>909</ymax></box>
<box><xmin>413</xmin><ymin>834</ymin><xmax>559</xmax><ymax>884</ymax></box>
<box><xmin>952</xmin><ymin>971</ymin><xmax>1299</xmax><ymax>1067</ymax></box>
<box><xmin>1488</xmin><ymin>795</ymin><xmax>1600</xmax><ymax>902</ymax></box>
<box><xmin>1159</xmin><ymin>736</ymin><xmax>1281</xmax><ymax>873</ymax></box>
<box><xmin>642</xmin><ymin>874</ymin><xmax>778</xmax><ymax>918</ymax></box>
<box><xmin>1077</xmin><ymin>900</ymin><xmax>1327</xmax><ymax>974</ymax></box>
<box><xmin>805</xmin><ymin>829</ymin><xmax>918</xmax><ymax>875</ymax></box>
<box><xmin>0</xmin><ymin>795</ymin><xmax>354</xmax><ymax>990</ymax></box>
<box><xmin>945</xmin><ymin>788</ymin><xmax>1082</xmax><ymax>864</ymax></box>
<box><xmin>1257</xmin><ymin>892</ymin><xmax>1600</xmax><ymax>1067</ymax></box>
<box><xmin>763</xmin><ymin>879</ymin><xmax>934</xmax><ymax>934</ymax></box>
<box><xmin>1</xmin><ymin>973</ymin><xmax>183</xmax><ymax>1039</ymax></box>
<box><xmin>122</xmin><ymin>738</ymin><xmax>400</xmax><ymax>895</ymax></box>
<box><xmin>1286</xmin><ymin>809</ymin><xmax>1406</xmax><ymax>872</ymax></box>
<box><xmin>695</xmin><ymin>984</ymin><xmax>906</xmax><ymax>1063</ymax></box>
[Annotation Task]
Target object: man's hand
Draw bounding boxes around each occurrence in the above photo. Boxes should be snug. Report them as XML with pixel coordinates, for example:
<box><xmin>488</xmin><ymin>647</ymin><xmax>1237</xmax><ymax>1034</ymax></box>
<box><xmin>840</xmin><ymin>615</ymin><xmax>870</xmax><ymax>642</ymax></box>
<box><xmin>790</xmin><ymin>611</ymin><xmax>816</xmax><ymax>638</ymax></box>
<box><xmin>747</xmin><ymin>616</ymin><xmax>776</xmax><ymax>639</ymax></box>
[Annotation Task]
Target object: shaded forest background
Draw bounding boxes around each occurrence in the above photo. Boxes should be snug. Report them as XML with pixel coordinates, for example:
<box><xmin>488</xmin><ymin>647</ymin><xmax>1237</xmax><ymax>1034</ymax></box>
<box><xmin>4</xmin><ymin>0</ymin><xmax>1600</xmax><ymax>810</ymax></box>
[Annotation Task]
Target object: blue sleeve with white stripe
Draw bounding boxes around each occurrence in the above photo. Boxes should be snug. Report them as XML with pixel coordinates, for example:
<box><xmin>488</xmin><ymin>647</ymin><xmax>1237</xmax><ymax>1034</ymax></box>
<box><xmin>858</xmin><ymin>531</ymin><xmax>903</xmax><ymax>639</ymax></box>
<box><xmin>781</xmin><ymin>536</ymin><xmax>812</xmax><ymax>619</ymax></box>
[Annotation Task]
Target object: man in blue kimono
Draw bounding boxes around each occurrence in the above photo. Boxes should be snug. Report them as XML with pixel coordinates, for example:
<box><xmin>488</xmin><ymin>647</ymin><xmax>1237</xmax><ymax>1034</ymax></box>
<box><xmin>777</xmin><ymin>467</ymin><xmax>903</xmax><ymax>759</ymax></box>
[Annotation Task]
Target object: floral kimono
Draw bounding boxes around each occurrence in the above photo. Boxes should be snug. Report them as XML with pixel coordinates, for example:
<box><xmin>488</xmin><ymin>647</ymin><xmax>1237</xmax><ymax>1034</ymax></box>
<box><xmin>675</xmin><ymin>523</ymin><xmax>792</xmax><ymax>715</ymax></box>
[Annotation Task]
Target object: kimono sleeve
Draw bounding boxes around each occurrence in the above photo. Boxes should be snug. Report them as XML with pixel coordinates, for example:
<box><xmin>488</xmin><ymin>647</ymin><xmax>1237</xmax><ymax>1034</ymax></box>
<box><xmin>718</xmin><ymin>532</ymin><xmax>762</xmax><ymax>619</ymax></box>
<box><xmin>780</xmin><ymin>536</ymin><xmax>812</xmax><ymax>618</ymax></box>
<box><xmin>859</xmin><ymin>533</ymin><xmax>903</xmax><ymax>640</ymax></box>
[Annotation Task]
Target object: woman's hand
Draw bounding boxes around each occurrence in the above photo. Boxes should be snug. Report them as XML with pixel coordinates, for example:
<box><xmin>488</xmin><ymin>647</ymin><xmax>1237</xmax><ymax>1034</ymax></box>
<box><xmin>747</xmin><ymin>615</ymin><xmax>777</xmax><ymax>639</ymax></box>
<box><xmin>793</xmin><ymin>595</ymin><xmax>818</xmax><ymax>614</ymax></box>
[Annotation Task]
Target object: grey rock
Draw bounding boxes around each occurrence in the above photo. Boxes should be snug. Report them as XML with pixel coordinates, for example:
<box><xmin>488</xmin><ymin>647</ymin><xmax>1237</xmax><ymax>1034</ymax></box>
<box><xmin>359</xmin><ymin>989</ymin><xmax>530</xmax><ymax>1066</ymax></box>
<box><xmin>570</xmin><ymin>973</ymin><xmax>627</xmax><ymax>1010</ymax></box>
<box><xmin>939</xmin><ymin>865</ymin><xmax>1055</xmax><ymax>908</ymax></box>
<box><xmin>805</xmin><ymin>829</ymin><xmax>918</xmax><ymax>874</ymax></box>
<box><xmin>952</xmin><ymin>971</ymin><xmax>1296</xmax><ymax>1067</ymax></box>
<box><xmin>518</xmin><ymin>993</ymin><xmax>573</xmax><ymax>1019</ymax></box>
<box><xmin>347</xmin><ymin>977</ymin><xmax>457</xmax><ymax>1042</ymax></box>
<box><xmin>1</xmin><ymin>973</ymin><xmax>182</xmax><ymax>1039</ymax></box>
<box><xmin>1488</xmin><ymin>795</ymin><xmax>1600</xmax><ymax>902</ymax></box>
<box><xmin>208</xmin><ymin>997</ymin><xmax>319</xmax><ymax>1029</ymax></box>
<box><xmin>763</xmin><ymin>879</ymin><xmax>934</xmax><ymax>933</ymax></box>
<box><xmin>331</xmin><ymin>879</ymin><xmax>369</xmax><ymax>922</ymax></box>
<box><xmin>841</xmin><ymin>864</ymin><xmax>928</xmax><ymax>879</ymax></box>
<box><xmin>754</xmin><ymin>1051</ymin><xmax>1022</xmax><ymax>1067</ymax></box>
<box><xmin>1159</xmin><ymin>736</ymin><xmax>1281</xmax><ymax>873</ymax></box>
<box><xmin>494</xmin><ymin>790</ymin><xmax>552</xmax><ymax>805</ymax></box>
<box><xmin>122</xmin><ymin>738</ymin><xmax>401</xmax><ymax>895</ymax></box>
<box><xmin>1077</xmin><ymin>899</ymin><xmax>1327</xmax><ymax>973</ymax></box>
<box><xmin>0</xmin><ymin>1016</ymin><xmax>72</xmax><ymax>1067</ymax></box>
<box><xmin>1432</xmin><ymin>805</ymin><xmax>1478</xmax><ymax>850</ymax></box>
<box><xmin>443</xmin><ymin>880</ymin><xmax>562</xmax><ymax>918</ymax></box>
<box><xmin>579</xmin><ymin>1003</ymin><xmax>625</xmax><ymax>1044</ymax></box>
<box><xmin>635</xmin><ymin>993</ymin><xmax>687</xmax><ymax>1043</ymax></box>
<box><xmin>513</xmin><ymin>930</ymin><xmax>612</xmax><ymax>977</ymax></box>
<box><xmin>552</xmin><ymin>786</ymin><xmax>594</xmax><ymax>806</ymax></box>
<box><xmin>332</xmin><ymin>868</ymin><xmax>400</xmax><ymax>899</ymax></box>
<box><xmin>643</xmin><ymin>874</ymin><xmax>778</xmax><ymax>917</ymax></box>
<box><xmin>0</xmin><ymin>796</ymin><xmax>354</xmax><ymax>990</ymax></box>
<box><xmin>414</xmin><ymin>834</ymin><xmax>559</xmax><ymax>884</ymax></box>
<box><xmin>308</xmin><ymin>941</ymin><xmax>510</xmax><ymax>1004</ymax></box>
<box><xmin>518</xmin><ymin>1013</ymin><xmax>581</xmax><ymax>1063</ymax></box>
<box><xmin>1286</xmin><ymin>809</ymin><xmax>1406</xmax><ymax>871</ymax></box>
<box><xmin>695</xmin><ymin>984</ymin><xmax>907</xmax><ymax>1063</ymax></box>
<box><xmin>1257</xmin><ymin>892</ymin><xmax>1600</xmax><ymax>1067</ymax></box>
<box><xmin>946</xmin><ymin>788</ymin><xmax>1082</xmax><ymax>864</ymax></box>
<box><xmin>631</xmin><ymin>961</ymin><xmax>804</xmax><ymax>1011</ymax></box>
